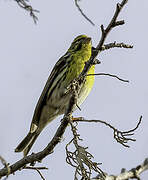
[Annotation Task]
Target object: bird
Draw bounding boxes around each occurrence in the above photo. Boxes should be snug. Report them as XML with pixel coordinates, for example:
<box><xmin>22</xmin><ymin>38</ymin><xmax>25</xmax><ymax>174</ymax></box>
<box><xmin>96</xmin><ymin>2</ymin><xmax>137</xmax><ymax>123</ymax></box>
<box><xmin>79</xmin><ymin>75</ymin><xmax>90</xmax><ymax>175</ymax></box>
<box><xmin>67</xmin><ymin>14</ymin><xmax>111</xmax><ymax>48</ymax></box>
<box><xmin>15</xmin><ymin>35</ymin><xmax>95</xmax><ymax>156</ymax></box>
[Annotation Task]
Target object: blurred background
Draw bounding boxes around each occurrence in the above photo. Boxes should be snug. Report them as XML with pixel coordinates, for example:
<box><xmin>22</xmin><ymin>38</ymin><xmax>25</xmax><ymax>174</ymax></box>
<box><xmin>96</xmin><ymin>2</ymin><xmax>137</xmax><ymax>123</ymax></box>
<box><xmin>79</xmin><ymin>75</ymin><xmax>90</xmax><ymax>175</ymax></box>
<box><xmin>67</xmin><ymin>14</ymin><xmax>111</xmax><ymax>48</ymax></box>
<box><xmin>0</xmin><ymin>0</ymin><xmax>147</xmax><ymax>179</ymax></box>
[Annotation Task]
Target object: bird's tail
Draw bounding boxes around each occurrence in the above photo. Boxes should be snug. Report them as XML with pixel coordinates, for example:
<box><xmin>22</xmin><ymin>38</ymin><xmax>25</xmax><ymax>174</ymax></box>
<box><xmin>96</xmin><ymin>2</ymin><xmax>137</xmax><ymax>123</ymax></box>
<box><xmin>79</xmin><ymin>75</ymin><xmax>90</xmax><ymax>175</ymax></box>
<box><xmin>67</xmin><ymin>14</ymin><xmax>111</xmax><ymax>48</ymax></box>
<box><xmin>15</xmin><ymin>132</ymin><xmax>40</xmax><ymax>156</ymax></box>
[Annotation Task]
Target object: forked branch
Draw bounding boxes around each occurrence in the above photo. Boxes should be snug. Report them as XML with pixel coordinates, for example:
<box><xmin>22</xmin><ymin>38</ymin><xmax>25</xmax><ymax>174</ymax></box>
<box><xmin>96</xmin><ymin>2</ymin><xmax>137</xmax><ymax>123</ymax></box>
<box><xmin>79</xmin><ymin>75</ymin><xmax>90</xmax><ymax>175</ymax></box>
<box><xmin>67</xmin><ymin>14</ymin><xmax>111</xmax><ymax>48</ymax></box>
<box><xmin>79</xmin><ymin>0</ymin><xmax>129</xmax><ymax>81</ymax></box>
<box><xmin>75</xmin><ymin>116</ymin><xmax>142</xmax><ymax>148</ymax></box>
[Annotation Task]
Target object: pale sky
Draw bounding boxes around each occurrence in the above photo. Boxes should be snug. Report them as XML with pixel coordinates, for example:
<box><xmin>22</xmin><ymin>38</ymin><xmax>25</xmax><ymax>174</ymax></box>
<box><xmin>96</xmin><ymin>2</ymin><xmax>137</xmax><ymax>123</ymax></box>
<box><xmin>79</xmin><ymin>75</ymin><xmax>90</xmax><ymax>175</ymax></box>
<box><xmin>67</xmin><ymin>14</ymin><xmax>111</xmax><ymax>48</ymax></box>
<box><xmin>0</xmin><ymin>0</ymin><xmax>147</xmax><ymax>179</ymax></box>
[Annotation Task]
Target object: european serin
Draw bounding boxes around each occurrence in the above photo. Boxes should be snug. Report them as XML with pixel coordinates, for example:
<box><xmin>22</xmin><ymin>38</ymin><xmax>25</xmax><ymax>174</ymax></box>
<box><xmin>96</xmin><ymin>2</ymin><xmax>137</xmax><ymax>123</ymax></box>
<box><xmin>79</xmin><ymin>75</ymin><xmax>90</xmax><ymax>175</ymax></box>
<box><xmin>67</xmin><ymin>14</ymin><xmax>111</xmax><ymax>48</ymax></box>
<box><xmin>15</xmin><ymin>35</ymin><xmax>95</xmax><ymax>156</ymax></box>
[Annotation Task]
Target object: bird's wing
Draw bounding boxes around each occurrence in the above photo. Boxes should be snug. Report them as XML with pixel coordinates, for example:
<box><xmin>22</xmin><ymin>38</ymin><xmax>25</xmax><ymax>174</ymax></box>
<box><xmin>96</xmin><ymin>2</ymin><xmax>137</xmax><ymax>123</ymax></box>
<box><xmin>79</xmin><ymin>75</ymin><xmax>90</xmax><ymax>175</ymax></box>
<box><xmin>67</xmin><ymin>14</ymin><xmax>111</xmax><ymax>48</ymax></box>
<box><xmin>31</xmin><ymin>52</ymin><xmax>70</xmax><ymax>126</ymax></box>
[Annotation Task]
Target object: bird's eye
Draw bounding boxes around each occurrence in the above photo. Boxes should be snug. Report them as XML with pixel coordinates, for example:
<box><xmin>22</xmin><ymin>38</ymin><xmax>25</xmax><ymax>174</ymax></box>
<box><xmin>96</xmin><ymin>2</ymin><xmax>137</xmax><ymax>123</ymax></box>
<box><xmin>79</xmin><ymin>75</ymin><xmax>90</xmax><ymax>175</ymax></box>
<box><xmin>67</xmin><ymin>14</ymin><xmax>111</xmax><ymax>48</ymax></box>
<box><xmin>75</xmin><ymin>42</ymin><xmax>82</xmax><ymax>51</ymax></box>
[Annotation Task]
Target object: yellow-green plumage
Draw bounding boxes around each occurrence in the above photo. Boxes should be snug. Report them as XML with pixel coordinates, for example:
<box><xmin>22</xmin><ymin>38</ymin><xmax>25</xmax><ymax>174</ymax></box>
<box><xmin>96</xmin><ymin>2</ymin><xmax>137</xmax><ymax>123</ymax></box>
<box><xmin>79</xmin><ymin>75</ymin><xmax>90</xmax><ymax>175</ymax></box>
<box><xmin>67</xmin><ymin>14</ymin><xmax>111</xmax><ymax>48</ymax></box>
<box><xmin>15</xmin><ymin>35</ymin><xmax>95</xmax><ymax>156</ymax></box>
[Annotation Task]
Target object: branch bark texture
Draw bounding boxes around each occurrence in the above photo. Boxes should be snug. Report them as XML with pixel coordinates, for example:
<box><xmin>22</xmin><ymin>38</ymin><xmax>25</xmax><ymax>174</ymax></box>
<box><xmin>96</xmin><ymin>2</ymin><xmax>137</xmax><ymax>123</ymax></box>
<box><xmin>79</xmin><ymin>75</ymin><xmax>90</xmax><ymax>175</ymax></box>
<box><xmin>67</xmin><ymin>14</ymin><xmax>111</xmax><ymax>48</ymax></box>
<box><xmin>92</xmin><ymin>158</ymin><xmax>148</xmax><ymax>180</ymax></box>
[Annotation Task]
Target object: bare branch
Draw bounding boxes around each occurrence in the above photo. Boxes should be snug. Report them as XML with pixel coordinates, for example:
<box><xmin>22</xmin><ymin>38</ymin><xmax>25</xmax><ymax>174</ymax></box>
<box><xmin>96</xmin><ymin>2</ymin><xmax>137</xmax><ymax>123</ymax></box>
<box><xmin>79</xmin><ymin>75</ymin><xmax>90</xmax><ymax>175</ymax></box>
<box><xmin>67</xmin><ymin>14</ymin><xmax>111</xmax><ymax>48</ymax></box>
<box><xmin>96</xmin><ymin>0</ymin><xmax>128</xmax><ymax>51</ymax></box>
<box><xmin>14</xmin><ymin>0</ymin><xmax>39</xmax><ymax>24</ymax></box>
<box><xmin>24</xmin><ymin>166</ymin><xmax>47</xmax><ymax>180</ymax></box>
<box><xmin>74</xmin><ymin>0</ymin><xmax>95</xmax><ymax>26</ymax></box>
<box><xmin>24</xmin><ymin>166</ymin><xmax>48</xmax><ymax>170</ymax></box>
<box><xmin>75</xmin><ymin>116</ymin><xmax>142</xmax><ymax>148</ymax></box>
<box><xmin>0</xmin><ymin>116</ymin><xmax>69</xmax><ymax>178</ymax></box>
<box><xmin>92</xmin><ymin>158</ymin><xmax>148</xmax><ymax>180</ymax></box>
<box><xmin>78</xmin><ymin>0</ymin><xmax>129</xmax><ymax>84</ymax></box>
<box><xmin>101</xmin><ymin>42</ymin><xmax>133</xmax><ymax>51</ymax></box>
<box><xmin>35</xmin><ymin>168</ymin><xmax>46</xmax><ymax>180</ymax></box>
<box><xmin>86</xmin><ymin>73</ymin><xmax>129</xmax><ymax>83</ymax></box>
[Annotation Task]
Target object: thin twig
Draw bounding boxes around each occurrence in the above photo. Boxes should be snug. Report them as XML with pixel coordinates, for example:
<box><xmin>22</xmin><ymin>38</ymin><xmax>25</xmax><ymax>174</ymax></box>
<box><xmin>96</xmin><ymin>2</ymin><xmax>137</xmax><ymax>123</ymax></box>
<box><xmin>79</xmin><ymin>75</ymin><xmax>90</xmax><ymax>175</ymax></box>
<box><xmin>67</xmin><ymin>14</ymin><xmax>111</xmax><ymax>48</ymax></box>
<box><xmin>14</xmin><ymin>0</ymin><xmax>39</xmax><ymax>24</ymax></box>
<box><xmin>36</xmin><ymin>169</ymin><xmax>46</xmax><ymax>180</ymax></box>
<box><xmin>86</xmin><ymin>73</ymin><xmax>129</xmax><ymax>83</ymax></box>
<box><xmin>24</xmin><ymin>166</ymin><xmax>48</xmax><ymax>170</ymax></box>
<box><xmin>122</xmin><ymin>116</ymin><xmax>142</xmax><ymax>134</ymax></box>
<box><xmin>75</xmin><ymin>116</ymin><xmax>142</xmax><ymax>148</ymax></box>
<box><xmin>74</xmin><ymin>0</ymin><xmax>95</xmax><ymax>26</ymax></box>
<box><xmin>24</xmin><ymin>166</ymin><xmax>48</xmax><ymax>180</ymax></box>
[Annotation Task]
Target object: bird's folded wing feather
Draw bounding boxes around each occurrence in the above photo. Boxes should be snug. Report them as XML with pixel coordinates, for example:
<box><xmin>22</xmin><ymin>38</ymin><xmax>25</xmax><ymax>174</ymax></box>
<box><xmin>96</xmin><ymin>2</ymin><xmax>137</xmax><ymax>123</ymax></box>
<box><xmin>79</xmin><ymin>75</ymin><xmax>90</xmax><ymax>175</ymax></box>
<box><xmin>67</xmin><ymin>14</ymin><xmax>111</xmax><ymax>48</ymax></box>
<box><xmin>31</xmin><ymin>52</ymin><xmax>70</xmax><ymax>125</ymax></box>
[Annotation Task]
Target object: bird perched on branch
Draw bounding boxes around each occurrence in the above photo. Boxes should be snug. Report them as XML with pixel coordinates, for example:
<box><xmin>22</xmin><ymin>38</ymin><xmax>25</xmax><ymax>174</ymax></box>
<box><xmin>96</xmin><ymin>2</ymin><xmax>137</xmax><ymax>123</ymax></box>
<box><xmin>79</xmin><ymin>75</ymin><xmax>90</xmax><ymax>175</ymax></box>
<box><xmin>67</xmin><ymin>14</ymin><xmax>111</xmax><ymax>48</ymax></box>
<box><xmin>15</xmin><ymin>35</ymin><xmax>95</xmax><ymax>156</ymax></box>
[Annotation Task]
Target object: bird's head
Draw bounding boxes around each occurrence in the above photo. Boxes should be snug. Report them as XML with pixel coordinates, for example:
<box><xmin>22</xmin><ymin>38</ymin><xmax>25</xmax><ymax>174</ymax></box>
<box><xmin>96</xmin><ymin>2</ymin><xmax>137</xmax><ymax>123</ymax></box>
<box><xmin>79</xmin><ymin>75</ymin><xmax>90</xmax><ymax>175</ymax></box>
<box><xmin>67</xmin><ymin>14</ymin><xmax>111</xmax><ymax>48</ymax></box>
<box><xmin>68</xmin><ymin>35</ymin><xmax>92</xmax><ymax>53</ymax></box>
